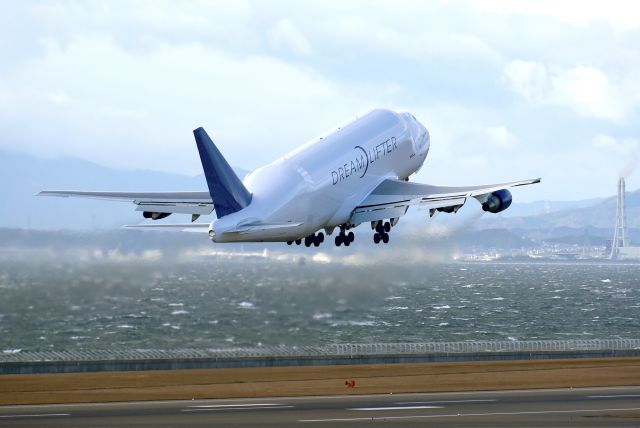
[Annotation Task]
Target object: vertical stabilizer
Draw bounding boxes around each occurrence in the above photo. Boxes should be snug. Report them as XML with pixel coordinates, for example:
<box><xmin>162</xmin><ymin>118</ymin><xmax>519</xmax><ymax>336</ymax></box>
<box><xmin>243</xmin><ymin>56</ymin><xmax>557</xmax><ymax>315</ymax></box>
<box><xmin>193</xmin><ymin>127</ymin><xmax>252</xmax><ymax>218</ymax></box>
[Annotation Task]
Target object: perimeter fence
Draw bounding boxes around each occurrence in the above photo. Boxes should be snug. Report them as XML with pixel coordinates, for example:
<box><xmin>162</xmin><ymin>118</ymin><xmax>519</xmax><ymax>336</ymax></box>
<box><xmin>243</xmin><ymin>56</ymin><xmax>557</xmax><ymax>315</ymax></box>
<box><xmin>2</xmin><ymin>338</ymin><xmax>639</xmax><ymax>363</ymax></box>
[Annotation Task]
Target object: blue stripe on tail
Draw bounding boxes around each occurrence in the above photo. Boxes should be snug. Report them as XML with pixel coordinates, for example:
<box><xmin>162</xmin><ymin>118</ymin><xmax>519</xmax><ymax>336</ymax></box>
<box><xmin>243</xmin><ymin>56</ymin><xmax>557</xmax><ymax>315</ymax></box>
<box><xmin>193</xmin><ymin>127</ymin><xmax>252</xmax><ymax>218</ymax></box>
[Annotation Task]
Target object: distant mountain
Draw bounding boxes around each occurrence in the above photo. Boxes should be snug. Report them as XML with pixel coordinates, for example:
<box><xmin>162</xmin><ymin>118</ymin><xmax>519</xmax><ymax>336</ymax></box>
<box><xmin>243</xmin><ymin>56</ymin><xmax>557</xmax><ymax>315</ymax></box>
<box><xmin>480</xmin><ymin>190</ymin><xmax>637</xmax><ymax>230</ymax></box>
<box><xmin>473</xmin><ymin>186</ymin><xmax>640</xmax><ymax>245</ymax></box>
<box><xmin>0</xmin><ymin>150</ymin><xmax>248</xmax><ymax>230</ymax></box>
<box><xmin>498</xmin><ymin>197</ymin><xmax>605</xmax><ymax>218</ymax></box>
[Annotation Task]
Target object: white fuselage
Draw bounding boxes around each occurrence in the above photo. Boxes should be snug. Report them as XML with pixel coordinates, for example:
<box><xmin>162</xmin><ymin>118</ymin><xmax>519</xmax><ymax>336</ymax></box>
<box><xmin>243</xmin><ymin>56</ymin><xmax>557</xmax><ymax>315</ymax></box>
<box><xmin>211</xmin><ymin>109</ymin><xmax>430</xmax><ymax>242</ymax></box>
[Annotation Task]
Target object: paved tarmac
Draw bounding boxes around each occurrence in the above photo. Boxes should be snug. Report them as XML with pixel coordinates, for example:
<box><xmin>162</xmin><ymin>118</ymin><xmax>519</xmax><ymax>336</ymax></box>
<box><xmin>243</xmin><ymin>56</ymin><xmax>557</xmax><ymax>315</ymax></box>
<box><xmin>1</xmin><ymin>386</ymin><xmax>640</xmax><ymax>427</ymax></box>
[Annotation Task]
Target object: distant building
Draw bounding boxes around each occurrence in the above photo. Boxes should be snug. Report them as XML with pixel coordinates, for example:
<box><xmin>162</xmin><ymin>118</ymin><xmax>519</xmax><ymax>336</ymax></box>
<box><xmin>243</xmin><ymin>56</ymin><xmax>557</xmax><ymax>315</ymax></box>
<box><xmin>617</xmin><ymin>247</ymin><xmax>640</xmax><ymax>260</ymax></box>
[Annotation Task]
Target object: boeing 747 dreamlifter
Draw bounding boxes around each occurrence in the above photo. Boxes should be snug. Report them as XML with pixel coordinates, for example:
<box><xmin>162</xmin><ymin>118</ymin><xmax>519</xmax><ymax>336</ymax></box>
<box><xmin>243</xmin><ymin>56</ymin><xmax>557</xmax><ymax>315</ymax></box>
<box><xmin>39</xmin><ymin>109</ymin><xmax>539</xmax><ymax>247</ymax></box>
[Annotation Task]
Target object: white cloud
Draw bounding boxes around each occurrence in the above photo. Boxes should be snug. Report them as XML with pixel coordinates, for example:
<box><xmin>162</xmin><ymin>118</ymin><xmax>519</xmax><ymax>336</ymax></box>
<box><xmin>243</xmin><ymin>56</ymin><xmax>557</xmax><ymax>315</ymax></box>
<box><xmin>485</xmin><ymin>126</ymin><xmax>517</xmax><ymax>148</ymax></box>
<box><xmin>317</xmin><ymin>14</ymin><xmax>502</xmax><ymax>63</ymax></box>
<box><xmin>505</xmin><ymin>60</ymin><xmax>635</xmax><ymax>121</ymax></box>
<box><xmin>0</xmin><ymin>35</ymin><xmax>380</xmax><ymax>173</ymax></box>
<box><xmin>552</xmin><ymin>66</ymin><xmax>626</xmax><ymax>120</ymax></box>
<box><xmin>458</xmin><ymin>154</ymin><xmax>489</xmax><ymax>169</ymax></box>
<box><xmin>503</xmin><ymin>60</ymin><xmax>549</xmax><ymax>103</ymax></box>
<box><xmin>267</xmin><ymin>19</ymin><xmax>313</xmax><ymax>56</ymax></box>
<box><xmin>592</xmin><ymin>134</ymin><xmax>638</xmax><ymax>155</ymax></box>
<box><xmin>406</xmin><ymin>104</ymin><xmax>532</xmax><ymax>189</ymax></box>
<box><xmin>48</xmin><ymin>89</ymin><xmax>74</xmax><ymax>106</ymax></box>
<box><xmin>593</xmin><ymin>134</ymin><xmax>640</xmax><ymax>178</ymax></box>
<box><xmin>31</xmin><ymin>0</ymin><xmax>255</xmax><ymax>38</ymax></box>
<box><xmin>471</xmin><ymin>0</ymin><xmax>640</xmax><ymax>31</ymax></box>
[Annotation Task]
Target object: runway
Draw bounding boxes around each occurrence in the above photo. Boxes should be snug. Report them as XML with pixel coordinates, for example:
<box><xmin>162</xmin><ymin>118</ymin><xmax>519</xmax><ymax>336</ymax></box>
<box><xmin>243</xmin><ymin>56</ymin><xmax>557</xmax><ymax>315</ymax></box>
<box><xmin>1</xmin><ymin>386</ymin><xmax>640</xmax><ymax>427</ymax></box>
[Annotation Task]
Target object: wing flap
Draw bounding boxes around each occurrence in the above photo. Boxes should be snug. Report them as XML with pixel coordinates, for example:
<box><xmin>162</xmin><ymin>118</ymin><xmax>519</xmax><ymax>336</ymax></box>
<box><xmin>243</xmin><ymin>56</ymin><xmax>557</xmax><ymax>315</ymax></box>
<box><xmin>134</xmin><ymin>203</ymin><xmax>213</xmax><ymax>215</ymax></box>
<box><xmin>418</xmin><ymin>196</ymin><xmax>467</xmax><ymax>210</ymax></box>
<box><xmin>351</xmin><ymin>205</ymin><xmax>409</xmax><ymax>224</ymax></box>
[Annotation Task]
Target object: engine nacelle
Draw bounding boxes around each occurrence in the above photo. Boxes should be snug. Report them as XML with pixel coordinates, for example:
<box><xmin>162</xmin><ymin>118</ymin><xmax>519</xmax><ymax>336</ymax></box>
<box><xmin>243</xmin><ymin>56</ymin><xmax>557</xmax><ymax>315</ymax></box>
<box><xmin>481</xmin><ymin>189</ymin><xmax>512</xmax><ymax>213</ymax></box>
<box><xmin>142</xmin><ymin>211</ymin><xmax>172</xmax><ymax>220</ymax></box>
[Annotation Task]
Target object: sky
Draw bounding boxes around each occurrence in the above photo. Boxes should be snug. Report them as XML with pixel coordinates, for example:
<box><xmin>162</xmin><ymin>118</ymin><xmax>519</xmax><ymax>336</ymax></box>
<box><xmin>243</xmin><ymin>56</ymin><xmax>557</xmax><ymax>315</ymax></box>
<box><xmin>1</xmin><ymin>0</ymin><xmax>639</xmax><ymax>202</ymax></box>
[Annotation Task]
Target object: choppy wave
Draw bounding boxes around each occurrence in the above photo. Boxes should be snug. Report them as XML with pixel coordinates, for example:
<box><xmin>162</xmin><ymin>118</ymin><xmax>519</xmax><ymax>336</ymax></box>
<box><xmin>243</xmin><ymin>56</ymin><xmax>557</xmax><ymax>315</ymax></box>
<box><xmin>0</xmin><ymin>260</ymin><xmax>638</xmax><ymax>351</ymax></box>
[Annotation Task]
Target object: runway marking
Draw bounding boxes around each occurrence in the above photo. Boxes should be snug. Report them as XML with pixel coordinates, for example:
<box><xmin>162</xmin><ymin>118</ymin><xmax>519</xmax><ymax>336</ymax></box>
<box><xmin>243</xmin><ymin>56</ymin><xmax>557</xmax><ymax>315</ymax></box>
<box><xmin>183</xmin><ymin>406</ymin><xmax>294</xmax><ymax>412</ymax></box>
<box><xmin>0</xmin><ymin>413</ymin><xmax>70</xmax><ymax>419</ymax></box>
<box><xmin>396</xmin><ymin>399</ymin><xmax>497</xmax><ymax>405</ymax></box>
<box><xmin>188</xmin><ymin>403</ymin><xmax>288</xmax><ymax>408</ymax></box>
<box><xmin>298</xmin><ymin>406</ymin><xmax>640</xmax><ymax>422</ymax></box>
<box><xmin>588</xmin><ymin>394</ymin><xmax>640</xmax><ymax>399</ymax></box>
<box><xmin>348</xmin><ymin>406</ymin><xmax>443</xmax><ymax>411</ymax></box>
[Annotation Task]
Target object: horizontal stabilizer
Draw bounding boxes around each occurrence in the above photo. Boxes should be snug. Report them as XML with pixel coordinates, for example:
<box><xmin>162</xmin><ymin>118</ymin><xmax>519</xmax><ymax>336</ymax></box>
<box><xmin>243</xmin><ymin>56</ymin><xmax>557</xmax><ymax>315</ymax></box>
<box><xmin>38</xmin><ymin>190</ymin><xmax>214</xmax><ymax>216</ymax></box>
<box><xmin>38</xmin><ymin>190</ymin><xmax>212</xmax><ymax>202</ymax></box>
<box><xmin>226</xmin><ymin>222</ymin><xmax>303</xmax><ymax>234</ymax></box>
<box><xmin>122</xmin><ymin>223</ymin><xmax>211</xmax><ymax>233</ymax></box>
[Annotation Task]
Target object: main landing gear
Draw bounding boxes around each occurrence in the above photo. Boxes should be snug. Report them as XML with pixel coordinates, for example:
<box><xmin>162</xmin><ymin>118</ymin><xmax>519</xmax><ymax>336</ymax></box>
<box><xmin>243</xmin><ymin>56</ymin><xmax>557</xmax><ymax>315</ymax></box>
<box><xmin>287</xmin><ymin>224</ymin><xmax>356</xmax><ymax>248</ymax></box>
<box><xmin>372</xmin><ymin>220</ymin><xmax>391</xmax><ymax>244</ymax></box>
<box><xmin>287</xmin><ymin>232</ymin><xmax>324</xmax><ymax>247</ymax></box>
<box><xmin>335</xmin><ymin>225</ymin><xmax>355</xmax><ymax>247</ymax></box>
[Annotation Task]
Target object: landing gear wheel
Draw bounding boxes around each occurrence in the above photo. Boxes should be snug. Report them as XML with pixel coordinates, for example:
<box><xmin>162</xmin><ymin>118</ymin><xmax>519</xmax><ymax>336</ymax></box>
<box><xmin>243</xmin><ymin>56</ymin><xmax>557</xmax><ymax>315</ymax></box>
<box><xmin>313</xmin><ymin>239</ymin><xmax>320</xmax><ymax>247</ymax></box>
<box><xmin>287</xmin><ymin>241</ymin><xmax>293</xmax><ymax>245</ymax></box>
<box><xmin>382</xmin><ymin>233</ymin><xmax>389</xmax><ymax>244</ymax></box>
<box><xmin>347</xmin><ymin>231</ymin><xmax>354</xmax><ymax>243</ymax></box>
<box><xmin>318</xmin><ymin>232</ymin><xmax>324</xmax><ymax>243</ymax></box>
<box><xmin>384</xmin><ymin>222</ymin><xmax>391</xmax><ymax>233</ymax></box>
<box><xmin>373</xmin><ymin>233</ymin><xmax>381</xmax><ymax>244</ymax></box>
<box><xmin>335</xmin><ymin>235</ymin><xmax>342</xmax><ymax>247</ymax></box>
<box><xmin>305</xmin><ymin>236</ymin><xmax>313</xmax><ymax>247</ymax></box>
<box><xmin>295</xmin><ymin>239</ymin><xmax>302</xmax><ymax>245</ymax></box>
<box><xmin>344</xmin><ymin>238</ymin><xmax>351</xmax><ymax>247</ymax></box>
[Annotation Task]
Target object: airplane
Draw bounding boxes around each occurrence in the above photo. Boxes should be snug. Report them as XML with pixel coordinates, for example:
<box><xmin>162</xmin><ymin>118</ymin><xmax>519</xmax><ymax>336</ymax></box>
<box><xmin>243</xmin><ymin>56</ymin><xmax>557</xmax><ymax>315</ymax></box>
<box><xmin>39</xmin><ymin>109</ymin><xmax>540</xmax><ymax>247</ymax></box>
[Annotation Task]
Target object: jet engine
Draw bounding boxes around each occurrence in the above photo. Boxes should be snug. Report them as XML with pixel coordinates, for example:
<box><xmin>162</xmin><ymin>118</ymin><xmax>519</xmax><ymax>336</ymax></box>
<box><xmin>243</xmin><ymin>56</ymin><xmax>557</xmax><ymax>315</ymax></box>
<box><xmin>481</xmin><ymin>189</ymin><xmax>512</xmax><ymax>213</ymax></box>
<box><xmin>142</xmin><ymin>211</ymin><xmax>172</xmax><ymax>220</ymax></box>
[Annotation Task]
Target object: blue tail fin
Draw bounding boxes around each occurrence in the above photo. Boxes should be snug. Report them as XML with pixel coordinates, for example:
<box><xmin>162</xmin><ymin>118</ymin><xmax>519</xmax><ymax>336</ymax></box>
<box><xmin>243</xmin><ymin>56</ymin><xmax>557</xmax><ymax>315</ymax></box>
<box><xmin>193</xmin><ymin>127</ymin><xmax>252</xmax><ymax>218</ymax></box>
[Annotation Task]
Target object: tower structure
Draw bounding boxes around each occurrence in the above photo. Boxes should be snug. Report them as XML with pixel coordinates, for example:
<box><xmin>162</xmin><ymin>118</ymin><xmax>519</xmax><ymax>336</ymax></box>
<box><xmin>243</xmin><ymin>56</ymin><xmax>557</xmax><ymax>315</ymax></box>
<box><xmin>610</xmin><ymin>177</ymin><xmax>627</xmax><ymax>259</ymax></box>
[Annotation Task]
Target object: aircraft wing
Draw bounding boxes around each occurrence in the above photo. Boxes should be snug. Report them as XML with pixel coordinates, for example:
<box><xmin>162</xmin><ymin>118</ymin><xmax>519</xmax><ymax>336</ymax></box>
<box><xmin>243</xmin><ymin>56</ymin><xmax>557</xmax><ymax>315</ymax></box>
<box><xmin>351</xmin><ymin>178</ymin><xmax>540</xmax><ymax>224</ymax></box>
<box><xmin>37</xmin><ymin>190</ymin><xmax>214</xmax><ymax>216</ymax></box>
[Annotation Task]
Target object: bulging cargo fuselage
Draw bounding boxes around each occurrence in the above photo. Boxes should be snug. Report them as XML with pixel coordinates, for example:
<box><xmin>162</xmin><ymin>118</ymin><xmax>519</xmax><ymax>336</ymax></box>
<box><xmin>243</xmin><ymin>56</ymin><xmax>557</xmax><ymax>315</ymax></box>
<box><xmin>211</xmin><ymin>109</ymin><xmax>430</xmax><ymax>242</ymax></box>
